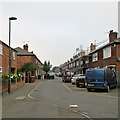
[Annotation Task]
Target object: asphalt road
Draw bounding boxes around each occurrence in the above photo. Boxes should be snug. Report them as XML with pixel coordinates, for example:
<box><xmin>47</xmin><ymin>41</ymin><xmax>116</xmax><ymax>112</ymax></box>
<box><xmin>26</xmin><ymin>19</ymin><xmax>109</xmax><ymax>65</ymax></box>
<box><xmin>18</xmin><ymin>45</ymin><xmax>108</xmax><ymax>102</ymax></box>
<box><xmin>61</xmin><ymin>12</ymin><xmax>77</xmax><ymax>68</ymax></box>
<box><xmin>2</xmin><ymin>77</ymin><xmax>119</xmax><ymax>119</ymax></box>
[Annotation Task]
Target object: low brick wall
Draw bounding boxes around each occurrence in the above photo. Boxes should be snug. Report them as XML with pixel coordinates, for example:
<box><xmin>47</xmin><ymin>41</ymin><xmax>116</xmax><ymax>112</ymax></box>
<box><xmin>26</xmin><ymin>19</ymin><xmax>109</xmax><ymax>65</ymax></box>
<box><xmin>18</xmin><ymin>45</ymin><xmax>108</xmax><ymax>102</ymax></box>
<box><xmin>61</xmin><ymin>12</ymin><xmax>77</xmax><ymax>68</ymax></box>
<box><xmin>10</xmin><ymin>77</ymin><xmax>25</xmax><ymax>92</ymax></box>
<box><xmin>2</xmin><ymin>75</ymin><xmax>25</xmax><ymax>93</ymax></box>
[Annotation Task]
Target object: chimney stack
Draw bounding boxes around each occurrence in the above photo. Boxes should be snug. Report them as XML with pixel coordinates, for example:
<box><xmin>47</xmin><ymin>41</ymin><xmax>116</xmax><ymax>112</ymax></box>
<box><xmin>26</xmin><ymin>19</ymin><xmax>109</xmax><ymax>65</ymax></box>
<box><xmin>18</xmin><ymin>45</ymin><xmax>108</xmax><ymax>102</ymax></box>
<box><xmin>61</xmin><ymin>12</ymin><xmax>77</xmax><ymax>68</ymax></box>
<box><xmin>109</xmin><ymin>30</ymin><xmax>117</xmax><ymax>43</ymax></box>
<box><xmin>30</xmin><ymin>51</ymin><xmax>33</xmax><ymax>54</ymax></box>
<box><xmin>70</xmin><ymin>58</ymin><xmax>73</xmax><ymax>62</ymax></box>
<box><xmin>90</xmin><ymin>43</ymin><xmax>96</xmax><ymax>52</ymax></box>
<box><xmin>23</xmin><ymin>44</ymin><xmax>28</xmax><ymax>51</ymax></box>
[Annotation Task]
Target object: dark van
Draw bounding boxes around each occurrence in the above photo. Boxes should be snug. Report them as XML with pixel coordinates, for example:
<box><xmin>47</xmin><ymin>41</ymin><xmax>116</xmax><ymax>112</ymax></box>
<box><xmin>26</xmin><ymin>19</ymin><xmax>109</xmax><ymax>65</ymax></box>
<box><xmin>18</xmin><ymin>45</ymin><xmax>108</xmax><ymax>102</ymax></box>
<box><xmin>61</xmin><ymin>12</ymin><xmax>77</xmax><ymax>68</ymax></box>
<box><xmin>86</xmin><ymin>68</ymin><xmax>117</xmax><ymax>92</ymax></box>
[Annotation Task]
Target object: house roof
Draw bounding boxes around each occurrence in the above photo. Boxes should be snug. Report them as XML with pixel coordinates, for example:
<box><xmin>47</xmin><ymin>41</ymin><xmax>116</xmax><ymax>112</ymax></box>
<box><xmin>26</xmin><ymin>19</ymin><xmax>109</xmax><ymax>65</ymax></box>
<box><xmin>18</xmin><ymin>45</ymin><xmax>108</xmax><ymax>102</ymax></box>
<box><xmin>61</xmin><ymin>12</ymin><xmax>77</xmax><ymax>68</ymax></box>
<box><xmin>0</xmin><ymin>40</ymin><xmax>17</xmax><ymax>52</ymax></box>
<box><xmin>15</xmin><ymin>47</ymin><xmax>43</xmax><ymax>65</ymax></box>
<box><xmin>14</xmin><ymin>47</ymin><xmax>34</xmax><ymax>56</ymax></box>
<box><xmin>89</xmin><ymin>38</ymin><xmax>120</xmax><ymax>55</ymax></box>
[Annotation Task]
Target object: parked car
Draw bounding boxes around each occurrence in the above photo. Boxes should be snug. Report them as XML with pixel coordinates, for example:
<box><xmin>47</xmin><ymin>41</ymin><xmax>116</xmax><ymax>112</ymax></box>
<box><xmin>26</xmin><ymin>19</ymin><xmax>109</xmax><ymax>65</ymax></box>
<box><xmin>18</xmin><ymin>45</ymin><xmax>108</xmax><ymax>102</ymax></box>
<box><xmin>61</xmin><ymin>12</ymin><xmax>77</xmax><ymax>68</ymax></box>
<box><xmin>76</xmin><ymin>74</ymin><xmax>86</xmax><ymax>88</ymax></box>
<box><xmin>55</xmin><ymin>72</ymin><xmax>62</xmax><ymax>77</ymax></box>
<box><xmin>86</xmin><ymin>68</ymin><xmax>117</xmax><ymax>92</ymax></box>
<box><xmin>62</xmin><ymin>71</ymin><xmax>75</xmax><ymax>82</ymax></box>
<box><xmin>71</xmin><ymin>74</ymin><xmax>79</xmax><ymax>85</ymax></box>
<box><xmin>44</xmin><ymin>72</ymin><xmax>54</xmax><ymax>79</ymax></box>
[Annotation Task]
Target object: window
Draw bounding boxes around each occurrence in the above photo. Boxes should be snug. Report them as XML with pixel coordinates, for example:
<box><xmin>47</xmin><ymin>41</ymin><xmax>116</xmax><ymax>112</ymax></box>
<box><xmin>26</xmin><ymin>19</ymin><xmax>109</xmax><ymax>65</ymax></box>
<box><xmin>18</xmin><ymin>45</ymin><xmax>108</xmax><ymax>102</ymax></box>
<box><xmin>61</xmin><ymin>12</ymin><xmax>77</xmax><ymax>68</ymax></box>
<box><xmin>69</xmin><ymin>64</ymin><xmax>71</xmax><ymax>68</ymax></box>
<box><xmin>103</xmin><ymin>46</ymin><xmax>111</xmax><ymax>59</ymax></box>
<box><xmin>13</xmin><ymin>52</ymin><xmax>15</xmax><ymax>60</ymax></box>
<box><xmin>77</xmin><ymin>61</ymin><xmax>79</xmax><ymax>66</ymax></box>
<box><xmin>81</xmin><ymin>61</ymin><xmax>83</xmax><ymax>65</ymax></box>
<box><xmin>74</xmin><ymin>62</ymin><xmax>75</xmax><ymax>67</ymax></box>
<box><xmin>0</xmin><ymin>67</ymin><xmax>2</xmax><ymax>72</ymax></box>
<box><xmin>92</xmin><ymin>52</ymin><xmax>98</xmax><ymax>62</ymax></box>
<box><xmin>0</xmin><ymin>45</ymin><xmax>2</xmax><ymax>55</ymax></box>
<box><xmin>85</xmin><ymin>60</ymin><xmax>89</xmax><ymax>64</ymax></box>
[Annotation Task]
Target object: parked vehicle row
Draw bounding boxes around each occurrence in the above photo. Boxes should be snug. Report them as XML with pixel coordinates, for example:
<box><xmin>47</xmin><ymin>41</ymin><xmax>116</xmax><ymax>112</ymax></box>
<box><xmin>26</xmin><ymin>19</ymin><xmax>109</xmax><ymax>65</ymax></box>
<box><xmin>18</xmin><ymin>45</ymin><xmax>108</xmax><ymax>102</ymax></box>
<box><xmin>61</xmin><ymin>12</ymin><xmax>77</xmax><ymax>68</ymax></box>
<box><xmin>62</xmin><ymin>68</ymin><xmax>117</xmax><ymax>92</ymax></box>
<box><xmin>62</xmin><ymin>71</ymin><xmax>75</xmax><ymax>82</ymax></box>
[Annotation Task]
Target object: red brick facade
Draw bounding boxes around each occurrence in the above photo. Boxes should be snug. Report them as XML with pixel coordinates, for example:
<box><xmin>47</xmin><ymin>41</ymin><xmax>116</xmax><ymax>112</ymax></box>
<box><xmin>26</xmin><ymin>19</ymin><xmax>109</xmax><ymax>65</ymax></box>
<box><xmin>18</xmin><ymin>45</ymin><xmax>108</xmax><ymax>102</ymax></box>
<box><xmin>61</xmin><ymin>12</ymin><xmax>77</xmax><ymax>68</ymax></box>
<box><xmin>0</xmin><ymin>40</ymin><xmax>26</xmax><ymax>93</ymax></box>
<box><xmin>17</xmin><ymin>55</ymin><xmax>33</xmax><ymax>69</ymax></box>
<box><xmin>60</xmin><ymin>30</ymin><xmax>120</xmax><ymax>84</ymax></box>
<box><xmin>0</xmin><ymin>41</ymin><xmax>17</xmax><ymax>75</ymax></box>
<box><xmin>15</xmin><ymin>45</ymin><xmax>43</xmax><ymax>79</ymax></box>
<box><xmin>89</xmin><ymin>45</ymin><xmax>117</xmax><ymax>69</ymax></box>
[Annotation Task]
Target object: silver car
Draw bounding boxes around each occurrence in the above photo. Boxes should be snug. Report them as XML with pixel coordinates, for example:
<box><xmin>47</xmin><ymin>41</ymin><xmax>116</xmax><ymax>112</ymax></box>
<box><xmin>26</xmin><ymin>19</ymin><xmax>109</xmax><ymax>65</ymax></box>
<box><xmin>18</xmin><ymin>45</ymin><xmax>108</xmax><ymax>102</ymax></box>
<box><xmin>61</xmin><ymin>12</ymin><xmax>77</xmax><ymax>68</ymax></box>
<box><xmin>71</xmin><ymin>74</ymin><xmax>80</xmax><ymax>85</ymax></box>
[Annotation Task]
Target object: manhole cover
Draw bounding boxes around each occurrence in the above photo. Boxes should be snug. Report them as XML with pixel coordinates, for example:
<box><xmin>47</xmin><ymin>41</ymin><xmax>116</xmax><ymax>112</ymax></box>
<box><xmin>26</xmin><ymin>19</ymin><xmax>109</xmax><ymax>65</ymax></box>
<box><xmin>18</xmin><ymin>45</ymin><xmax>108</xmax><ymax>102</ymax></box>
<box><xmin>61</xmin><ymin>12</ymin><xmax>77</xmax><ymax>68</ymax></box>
<box><xmin>16</xmin><ymin>96</ymin><xmax>26</xmax><ymax>100</ymax></box>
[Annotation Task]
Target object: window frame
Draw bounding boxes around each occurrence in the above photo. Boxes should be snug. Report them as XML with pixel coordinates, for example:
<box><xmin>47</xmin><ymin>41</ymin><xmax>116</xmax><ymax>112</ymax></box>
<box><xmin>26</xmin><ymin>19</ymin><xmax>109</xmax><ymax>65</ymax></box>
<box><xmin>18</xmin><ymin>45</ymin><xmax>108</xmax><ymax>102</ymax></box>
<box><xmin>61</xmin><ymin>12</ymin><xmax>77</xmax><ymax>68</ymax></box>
<box><xmin>92</xmin><ymin>52</ymin><xmax>98</xmax><ymax>62</ymax></box>
<box><xmin>13</xmin><ymin>52</ymin><xmax>15</xmax><ymax>60</ymax></box>
<box><xmin>103</xmin><ymin>46</ymin><xmax>111</xmax><ymax>59</ymax></box>
<box><xmin>0</xmin><ymin>67</ymin><xmax>2</xmax><ymax>73</ymax></box>
<box><xmin>0</xmin><ymin>44</ymin><xmax>2</xmax><ymax>55</ymax></box>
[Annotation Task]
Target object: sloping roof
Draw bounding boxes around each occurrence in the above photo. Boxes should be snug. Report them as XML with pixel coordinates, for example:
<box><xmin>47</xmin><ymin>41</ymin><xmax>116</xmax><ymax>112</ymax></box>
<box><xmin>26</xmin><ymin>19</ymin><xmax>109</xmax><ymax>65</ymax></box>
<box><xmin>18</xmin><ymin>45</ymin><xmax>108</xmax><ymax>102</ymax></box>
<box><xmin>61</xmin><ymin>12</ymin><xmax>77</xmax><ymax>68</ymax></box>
<box><xmin>89</xmin><ymin>38</ymin><xmax>120</xmax><ymax>55</ymax></box>
<box><xmin>15</xmin><ymin>47</ymin><xmax>43</xmax><ymax>65</ymax></box>
<box><xmin>14</xmin><ymin>47</ymin><xmax>34</xmax><ymax>56</ymax></box>
<box><xmin>0</xmin><ymin>40</ymin><xmax>17</xmax><ymax>52</ymax></box>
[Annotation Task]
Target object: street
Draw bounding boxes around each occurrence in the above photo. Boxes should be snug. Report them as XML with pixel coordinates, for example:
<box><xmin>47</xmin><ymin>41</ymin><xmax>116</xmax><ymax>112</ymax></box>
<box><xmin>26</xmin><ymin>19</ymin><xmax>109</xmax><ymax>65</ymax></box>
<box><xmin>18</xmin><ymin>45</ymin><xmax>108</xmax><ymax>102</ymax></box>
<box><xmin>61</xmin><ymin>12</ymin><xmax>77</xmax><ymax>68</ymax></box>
<box><xmin>2</xmin><ymin>77</ymin><xmax>118</xmax><ymax>119</ymax></box>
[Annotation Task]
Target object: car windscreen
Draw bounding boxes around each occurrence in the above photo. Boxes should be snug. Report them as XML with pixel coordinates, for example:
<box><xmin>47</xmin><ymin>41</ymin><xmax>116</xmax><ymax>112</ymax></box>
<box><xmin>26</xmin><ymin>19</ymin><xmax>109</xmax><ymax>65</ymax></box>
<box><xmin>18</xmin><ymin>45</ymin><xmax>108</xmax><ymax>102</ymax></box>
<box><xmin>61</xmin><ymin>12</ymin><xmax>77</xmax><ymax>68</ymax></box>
<box><xmin>86</xmin><ymin>70</ymin><xmax>104</xmax><ymax>81</ymax></box>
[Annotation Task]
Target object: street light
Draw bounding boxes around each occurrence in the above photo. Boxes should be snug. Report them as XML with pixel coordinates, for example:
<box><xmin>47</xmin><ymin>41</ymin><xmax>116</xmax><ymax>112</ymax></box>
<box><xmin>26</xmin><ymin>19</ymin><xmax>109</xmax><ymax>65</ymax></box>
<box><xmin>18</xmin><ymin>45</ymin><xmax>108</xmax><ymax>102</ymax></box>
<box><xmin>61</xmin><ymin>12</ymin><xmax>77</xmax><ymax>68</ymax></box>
<box><xmin>8</xmin><ymin>17</ymin><xmax>17</xmax><ymax>93</ymax></box>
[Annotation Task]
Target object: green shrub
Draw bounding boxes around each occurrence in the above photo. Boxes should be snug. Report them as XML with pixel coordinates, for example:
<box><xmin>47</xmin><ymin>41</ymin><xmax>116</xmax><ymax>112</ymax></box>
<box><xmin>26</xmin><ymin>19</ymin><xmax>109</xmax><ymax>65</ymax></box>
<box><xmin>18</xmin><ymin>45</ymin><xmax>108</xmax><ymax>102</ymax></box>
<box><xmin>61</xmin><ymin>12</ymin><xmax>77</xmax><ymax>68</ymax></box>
<box><xmin>1</xmin><ymin>73</ymin><xmax>23</xmax><ymax>84</ymax></box>
<box><xmin>2</xmin><ymin>74</ymin><xmax>9</xmax><ymax>85</ymax></box>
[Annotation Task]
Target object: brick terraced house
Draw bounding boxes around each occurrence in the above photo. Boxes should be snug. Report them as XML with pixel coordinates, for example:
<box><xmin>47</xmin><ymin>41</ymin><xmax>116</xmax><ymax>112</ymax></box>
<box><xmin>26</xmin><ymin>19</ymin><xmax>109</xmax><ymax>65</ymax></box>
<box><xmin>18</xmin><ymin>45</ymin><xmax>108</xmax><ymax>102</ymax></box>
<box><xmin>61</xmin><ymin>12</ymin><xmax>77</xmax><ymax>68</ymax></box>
<box><xmin>0</xmin><ymin>40</ymin><xmax>25</xmax><ymax>92</ymax></box>
<box><xmin>0</xmin><ymin>40</ymin><xmax>17</xmax><ymax>76</ymax></box>
<box><xmin>15</xmin><ymin>44</ymin><xmax>43</xmax><ymax>83</ymax></box>
<box><xmin>60</xmin><ymin>30</ymin><xmax>120</xmax><ymax>85</ymax></box>
<box><xmin>88</xmin><ymin>30</ymin><xmax>120</xmax><ymax>84</ymax></box>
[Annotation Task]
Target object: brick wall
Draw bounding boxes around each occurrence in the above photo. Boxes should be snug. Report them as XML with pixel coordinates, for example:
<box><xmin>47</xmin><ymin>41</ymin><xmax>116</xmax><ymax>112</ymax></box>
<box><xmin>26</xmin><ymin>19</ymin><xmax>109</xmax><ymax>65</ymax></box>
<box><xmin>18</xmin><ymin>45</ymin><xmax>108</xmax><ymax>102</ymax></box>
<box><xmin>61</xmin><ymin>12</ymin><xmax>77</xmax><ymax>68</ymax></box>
<box><xmin>2</xmin><ymin>73</ymin><xmax>25</xmax><ymax>92</ymax></box>
<box><xmin>2</xmin><ymin>44</ymin><xmax>17</xmax><ymax>74</ymax></box>
<box><xmin>17</xmin><ymin>55</ymin><xmax>33</xmax><ymax>69</ymax></box>
<box><xmin>116</xmin><ymin>44</ymin><xmax>120</xmax><ymax>72</ymax></box>
<box><xmin>89</xmin><ymin>45</ymin><xmax>117</xmax><ymax>68</ymax></box>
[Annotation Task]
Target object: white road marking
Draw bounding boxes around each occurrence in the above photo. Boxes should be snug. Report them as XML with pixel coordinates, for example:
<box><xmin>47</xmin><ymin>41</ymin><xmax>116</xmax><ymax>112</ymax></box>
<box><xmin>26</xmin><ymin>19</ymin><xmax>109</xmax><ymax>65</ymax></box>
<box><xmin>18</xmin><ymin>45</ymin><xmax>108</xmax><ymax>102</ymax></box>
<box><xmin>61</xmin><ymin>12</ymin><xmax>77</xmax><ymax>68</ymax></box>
<box><xmin>28</xmin><ymin>81</ymin><xmax>42</xmax><ymax>100</ymax></box>
<box><xmin>62</xmin><ymin>83</ymin><xmax>72</xmax><ymax>92</ymax></box>
<box><xmin>60</xmin><ymin>106</ymin><xmax>91</xmax><ymax>119</ymax></box>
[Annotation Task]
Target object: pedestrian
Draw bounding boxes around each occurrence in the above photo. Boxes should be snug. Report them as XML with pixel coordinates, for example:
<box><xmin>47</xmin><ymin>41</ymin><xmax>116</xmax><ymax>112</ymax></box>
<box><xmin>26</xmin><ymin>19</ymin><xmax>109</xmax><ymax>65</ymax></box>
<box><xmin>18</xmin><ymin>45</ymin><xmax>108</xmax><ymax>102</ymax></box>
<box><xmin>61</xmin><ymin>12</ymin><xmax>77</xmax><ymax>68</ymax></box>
<box><xmin>41</xmin><ymin>74</ymin><xmax>44</xmax><ymax>80</ymax></box>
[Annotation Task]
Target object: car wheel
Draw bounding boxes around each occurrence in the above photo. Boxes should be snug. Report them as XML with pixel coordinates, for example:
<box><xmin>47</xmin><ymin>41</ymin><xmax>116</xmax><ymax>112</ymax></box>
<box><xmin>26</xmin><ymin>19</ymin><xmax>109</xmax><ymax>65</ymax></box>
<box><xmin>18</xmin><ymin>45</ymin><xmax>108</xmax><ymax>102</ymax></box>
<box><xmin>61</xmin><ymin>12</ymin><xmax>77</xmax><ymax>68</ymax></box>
<box><xmin>87</xmin><ymin>88</ymin><xmax>91</xmax><ymax>92</ymax></box>
<box><xmin>114</xmin><ymin>84</ymin><xmax>117</xmax><ymax>88</ymax></box>
<box><xmin>106</xmin><ymin>85</ymin><xmax>110</xmax><ymax>92</ymax></box>
<box><xmin>114</xmin><ymin>81</ymin><xmax>117</xmax><ymax>88</ymax></box>
<box><xmin>76</xmin><ymin>84</ymin><xmax>80</xmax><ymax>88</ymax></box>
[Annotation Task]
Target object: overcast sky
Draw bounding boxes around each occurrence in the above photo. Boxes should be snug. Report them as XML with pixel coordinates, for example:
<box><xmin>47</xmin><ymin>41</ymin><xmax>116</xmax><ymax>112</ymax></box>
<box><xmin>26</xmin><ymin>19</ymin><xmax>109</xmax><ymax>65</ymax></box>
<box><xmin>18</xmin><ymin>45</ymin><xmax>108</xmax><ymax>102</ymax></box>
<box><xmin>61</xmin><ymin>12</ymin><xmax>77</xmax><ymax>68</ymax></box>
<box><xmin>0</xmin><ymin>1</ymin><xmax>118</xmax><ymax>67</ymax></box>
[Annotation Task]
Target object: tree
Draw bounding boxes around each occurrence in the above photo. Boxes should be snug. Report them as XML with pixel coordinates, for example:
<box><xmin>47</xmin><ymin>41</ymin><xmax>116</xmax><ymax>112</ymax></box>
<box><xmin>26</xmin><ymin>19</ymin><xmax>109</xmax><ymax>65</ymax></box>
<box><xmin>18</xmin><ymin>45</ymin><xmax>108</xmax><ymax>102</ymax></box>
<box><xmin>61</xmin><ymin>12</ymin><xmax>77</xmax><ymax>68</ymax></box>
<box><xmin>42</xmin><ymin>61</ymin><xmax>52</xmax><ymax>74</ymax></box>
<box><xmin>52</xmin><ymin>66</ymin><xmax>59</xmax><ymax>72</ymax></box>
<box><xmin>18</xmin><ymin>62</ymin><xmax>38</xmax><ymax>73</ymax></box>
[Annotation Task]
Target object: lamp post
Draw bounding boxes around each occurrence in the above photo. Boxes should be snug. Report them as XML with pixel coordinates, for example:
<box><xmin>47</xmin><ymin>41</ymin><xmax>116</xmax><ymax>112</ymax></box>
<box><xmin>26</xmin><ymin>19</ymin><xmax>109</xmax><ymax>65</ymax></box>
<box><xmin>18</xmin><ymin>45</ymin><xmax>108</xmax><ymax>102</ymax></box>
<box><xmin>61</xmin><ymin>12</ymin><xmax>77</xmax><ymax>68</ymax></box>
<box><xmin>8</xmin><ymin>17</ymin><xmax>17</xmax><ymax>93</ymax></box>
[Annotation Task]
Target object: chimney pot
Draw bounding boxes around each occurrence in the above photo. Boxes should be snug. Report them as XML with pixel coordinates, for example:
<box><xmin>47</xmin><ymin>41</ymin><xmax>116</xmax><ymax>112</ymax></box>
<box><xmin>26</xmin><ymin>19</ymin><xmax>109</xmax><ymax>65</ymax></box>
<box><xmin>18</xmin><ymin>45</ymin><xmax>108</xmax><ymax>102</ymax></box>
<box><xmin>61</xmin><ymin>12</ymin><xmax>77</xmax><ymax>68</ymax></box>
<box><xmin>109</xmin><ymin>30</ymin><xmax>117</xmax><ymax>43</ymax></box>
<box><xmin>23</xmin><ymin>44</ymin><xmax>28</xmax><ymax>51</ymax></box>
<box><xmin>90</xmin><ymin>43</ymin><xmax>96</xmax><ymax>52</ymax></box>
<box><xmin>110</xmin><ymin>30</ymin><xmax>113</xmax><ymax>33</ymax></box>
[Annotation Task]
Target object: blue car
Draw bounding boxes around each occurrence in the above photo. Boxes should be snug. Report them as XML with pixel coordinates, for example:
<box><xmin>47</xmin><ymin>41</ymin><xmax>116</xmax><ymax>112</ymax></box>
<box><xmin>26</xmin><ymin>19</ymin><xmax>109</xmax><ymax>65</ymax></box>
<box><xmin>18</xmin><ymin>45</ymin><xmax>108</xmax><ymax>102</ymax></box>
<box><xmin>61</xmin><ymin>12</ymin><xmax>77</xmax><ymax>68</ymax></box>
<box><xmin>86</xmin><ymin>68</ymin><xmax>117</xmax><ymax>92</ymax></box>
